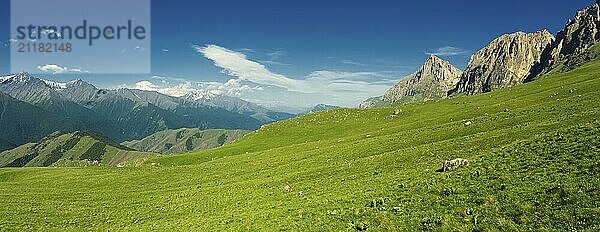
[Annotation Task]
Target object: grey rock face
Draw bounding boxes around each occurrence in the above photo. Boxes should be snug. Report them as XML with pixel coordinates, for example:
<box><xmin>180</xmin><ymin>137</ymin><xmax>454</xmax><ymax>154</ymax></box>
<box><xmin>441</xmin><ymin>158</ymin><xmax>470</xmax><ymax>172</ymax></box>
<box><xmin>556</xmin><ymin>3</ymin><xmax>600</xmax><ymax>56</ymax></box>
<box><xmin>528</xmin><ymin>3</ymin><xmax>600</xmax><ymax>79</ymax></box>
<box><xmin>382</xmin><ymin>55</ymin><xmax>462</xmax><ymax>105</ymax></box>
<box><xmin>451</xmin><ymin>30</ymin><xmax>554</xmax><ymax>95</ymax></box>
<box><xmin>359</xmin><ymin>96</ymin><xmax>384</xmax><ymax>108</ymax></box>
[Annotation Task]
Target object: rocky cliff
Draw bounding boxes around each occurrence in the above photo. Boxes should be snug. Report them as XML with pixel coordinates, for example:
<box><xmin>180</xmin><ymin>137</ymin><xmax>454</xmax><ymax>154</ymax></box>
<box><xmin>359</xmin><ymin>96</ymin><xmax>384</xmax><ymax>108</ymax></box>
<box><xmin>528</xmin><ymin>3</ymin><xmax>600</xmax><ymax>80</ymax></box>
<box><xmin>451</xmin><ymin>30</ymin><xmax>554</xmax><ymax>95</ymax></box>
<box><xmin>382</xmin><ymin>55</ymin><xmax>462</xmax><ymax>105</ymax></box>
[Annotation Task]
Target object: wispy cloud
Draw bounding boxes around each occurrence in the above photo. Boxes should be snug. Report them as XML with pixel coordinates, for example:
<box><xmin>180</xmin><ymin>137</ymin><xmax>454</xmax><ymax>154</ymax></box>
<box><xmin>425</xmin><ymin>46</ymin><xmax>470</xmax><ymax>56</ymax></box>
<box><xmin>260</xmin><ymin>60</ymin><xmax>291</xmax><ymax>66</ymax></box>
<box><xmin>267</xmin><ymin>50</ymin><xmax>286</xmax><ymax>60</ymax></box>
<box><xmin>236</xmin><ymin>48</ymin><xmax>256</xmax><ymax>54</ymax></box>
<box><xmin>193</xmin><ymin>44</ymin><xmax>400</xmax><ymax>107</ymax></box>
<box><xmin>340</xmin><ymin>59</ymin><xmax>367</xmax><ymax>66</ymax></box>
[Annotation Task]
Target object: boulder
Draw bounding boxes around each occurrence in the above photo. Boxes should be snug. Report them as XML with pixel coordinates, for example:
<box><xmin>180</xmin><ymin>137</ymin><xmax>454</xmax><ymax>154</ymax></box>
<box><xmin>441</xmin><ymin>158</ymin><xmax>470</xmax><ymax>172</ymax></box>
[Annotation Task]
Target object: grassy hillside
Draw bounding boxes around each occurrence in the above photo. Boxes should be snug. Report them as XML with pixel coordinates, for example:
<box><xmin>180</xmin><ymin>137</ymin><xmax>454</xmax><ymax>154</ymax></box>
<box><xmin>0</xmin><ymin>59</ymin><xmax>599</xmax><ymax>230</ymax></box>
<box><xmin>0</xmin><ymin>132</ymin><xmax>156</xmax><ymax>167</ymax></box>
<box><xmin>122</xmin><ymin>128</ymin><xmax>250</xmax><ymax>154</ymax></box>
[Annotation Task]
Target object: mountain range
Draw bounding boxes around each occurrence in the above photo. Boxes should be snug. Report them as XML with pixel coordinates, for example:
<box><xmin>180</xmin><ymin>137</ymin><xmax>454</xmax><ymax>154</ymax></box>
<box><xmin>0</xmin><ymin>73</ymin><xmax>293</xmax><ymax>151</ymax></box>
<box><xmin>183</xmin><ymin>90</ymin><xmax>295</xmax><ymax>123</ymax></box>
<box><xmin>363</xmin><ymin>3</ymin><xmax>600</xmax><ymax>107</ymax></box>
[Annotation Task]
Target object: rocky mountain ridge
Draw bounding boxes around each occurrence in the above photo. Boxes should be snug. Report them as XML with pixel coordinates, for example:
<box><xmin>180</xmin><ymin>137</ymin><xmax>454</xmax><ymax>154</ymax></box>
<box><xmin>363</xmin><ymin>3</ymin><xmax>600</xmax><ymax>107</ymax></box>
<box><xmin>383</xmin><ymin>55</ymin><xmax>462</xmax><ymax>104</ymax></box>
<box><xmin>0</xmin><ymin>72</ymin><xmax>287</xmax><ymax>150</ymax></box>
<box><xmin>450</xmin><ymin>30</ymin><xmax>555</xmax><ymax>95</ymax></box>
<box><xmin>528</xmin><ymin>3</ymin><xmax>600</xmax><ymax>79</ymax></box>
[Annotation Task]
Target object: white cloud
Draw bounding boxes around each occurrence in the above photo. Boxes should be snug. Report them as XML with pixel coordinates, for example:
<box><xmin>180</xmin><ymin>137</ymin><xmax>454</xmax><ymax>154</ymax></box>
<box><xmin>133</xmin><ymin>77</ymin><xmax>262</xmax><ymax>98</ymax></box>
<box><xmin>425</xmin><ymin>46</ymin><xmax>470</xmax><ymax>56</ymax></box>
<box><xmin>69</xmin><ymin>68</ymin><xmax>90</xmax><ymax>73</ymax></box>
<box><xmin>135</xmin><ymin>80</ymin><xmax>196</xmax><ymax>97</ymax></box>
<box><xmin>37</xmin><ymin>64</ymin><xmax>89</xmax><ymax>74</ymax></box>
<box><xmin>236</xmin><ymin>48</ymin><xmax>256</xmax><ymax>53</ymax></box>
<box><xmin>134</xmin><ymin>46</ymin><xmax>146</xmax><ymax>52</ymax></box>
<box><xmin>37</xmin><ymin>64</ymin><xmax>67</xmax><ymax>74</ymax></box>
<box><xmin>194</xmin><ymin>44</ymin><xmax>401</xmax><ymax>107</ymax></box>
<box><xmin>194</xmin><ymin>44</ymin><xmax>305</xmax><ymax>91</ymax></box>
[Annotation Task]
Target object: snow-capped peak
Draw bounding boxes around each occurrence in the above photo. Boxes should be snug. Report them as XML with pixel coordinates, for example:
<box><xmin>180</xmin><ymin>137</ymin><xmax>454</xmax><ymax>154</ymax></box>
<box><xmin>0</xmin><ymin>71</ymin><xmax>34</xmax><ymax>83</ymax></box>
<box><xmin>184</xmin><ymin>89</ymin><xmax>223</xmax><ymax>101</ymax></box>
<box><xmin>42</xmin><ymin>79</ymin><xmax>68</xmax><ymax>89</ymax></box>
<box><xmin>0</xmin><ymin>75</ymin><xmax>15</xmax><ymax>83</ymax></box>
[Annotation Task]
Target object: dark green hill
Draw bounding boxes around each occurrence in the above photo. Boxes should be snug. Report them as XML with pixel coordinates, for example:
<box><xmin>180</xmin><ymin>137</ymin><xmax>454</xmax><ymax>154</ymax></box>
<box><xmin>122</xmin><ymin>128</ymin><xmax>250</xmax><ymax>154</ymax></box>
<box><xmin>0</xmin><ymin>131</ymin><xmax>156</xmax><ymax>167</ymax></box>
<box><xmin>0</xmin><ymin>92</ymin><xmax>82</xmax><ymax>151</ymax></box>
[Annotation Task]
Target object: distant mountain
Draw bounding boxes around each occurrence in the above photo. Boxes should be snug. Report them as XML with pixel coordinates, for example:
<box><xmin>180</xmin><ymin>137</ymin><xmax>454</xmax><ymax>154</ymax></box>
<box><xmin>55</xmin><ymin>80</ymin><xmax>264</xmax><ymax>135</ymax></box>
<box><xmin>383</xmin><ymin>55</ymin><xmax>462</xmax><ymax>105</ymax></box>
<box><xmin>0</xmin><ymin>139</ymin><xmax>14</xmax><ymax>152</ymax></box>
<box><xmin>0</xmin><ymin>131</ymin><xmax>156</xmax><ymax>167</ymax></box>
<box><xmin>528</xmin><ymin>3</ymin><xmax>600</xmax><ymax>80</ymax></box>
<box><xmin>122</xmin><ymin>128</ymin><xmax>250</xmax><ymax>154</ymax></box>
<box><xmin>0</xmin><ymin>72</ymin><xmax>265</xmax><ymax>149</ymax></box>
<box><xmin>450</xmin><ymin>30</ymin><xmax>554</xmax><ymax>95</ymax></box>
<box><xmin>0</xmin><ymin>73</ymin><xmax>123</xmax><ymax>140</ymax></box>
<box><xmin>0</xmin><ymin>91</ymin><xmax>85</xmax><ymax>151</ymax></box>
<box><xmin>184</xmin><ymin>90</ymin><xmax>295</xmax><ymax>123</ymax></box>
<box><xmin>303</xmin><ymin>104</ymin><xmax>341</xmax><ymax>114</ymax></box>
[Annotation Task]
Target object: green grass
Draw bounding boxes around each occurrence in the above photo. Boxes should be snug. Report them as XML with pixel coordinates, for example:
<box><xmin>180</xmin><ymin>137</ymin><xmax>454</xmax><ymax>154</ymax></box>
<box><xmin>1</xmin><ymin>59</ymin><xmax>600</xmax><ymax>230</ymax></box>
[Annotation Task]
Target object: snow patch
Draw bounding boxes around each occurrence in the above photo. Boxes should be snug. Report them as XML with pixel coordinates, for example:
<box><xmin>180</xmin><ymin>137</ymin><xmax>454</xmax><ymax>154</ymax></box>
<box><xmin>0</xmin><ymin>75</ymin><xmax>15</xmax><ymax>83</ymax></box>
<box><xmin>42</xmin><ymin>79</ymin><xmax>68</xmax><ymax>89</ymax></box>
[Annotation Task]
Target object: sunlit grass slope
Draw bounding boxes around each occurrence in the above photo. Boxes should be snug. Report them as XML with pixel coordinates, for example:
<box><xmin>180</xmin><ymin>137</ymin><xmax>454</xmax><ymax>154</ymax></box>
<box><xmin>1</xmin><ymin>60</ymin><xmax>600</xmax><ymax>231</ymax></box>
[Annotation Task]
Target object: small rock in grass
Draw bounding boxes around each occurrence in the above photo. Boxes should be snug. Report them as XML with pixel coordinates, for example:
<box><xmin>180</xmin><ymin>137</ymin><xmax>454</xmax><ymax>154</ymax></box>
<box><xmin>298</xmin><ymin>191</ymin><xmax>305</xmax><ymax>196</ymax></box>
<box><xmin>392</xmin><ymin>109</ymin><xmax>402</xmax><ymax>116</ymax></box>
<box><xmin>441</xmin><ymin>158</ymin><xmax>470</xmax><ymax>172</ymax></box>
<box><xmin>284</xmin><ymin>185</ymin><xmax>292</xmax><ymax>193</ymax></box>
<box><xmin>464</xmin><ymin>121</ymin><xmax>472</xmax><ymax>126</ymax></box>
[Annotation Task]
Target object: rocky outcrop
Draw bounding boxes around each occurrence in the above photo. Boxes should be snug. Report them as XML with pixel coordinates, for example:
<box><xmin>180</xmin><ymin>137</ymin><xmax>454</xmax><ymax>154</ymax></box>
<box><xmin>382</xmin><ymin>55</ymin><xmax>462</xmax><ymax>105</ymax></box>
<box><xmin>450</xmin><ymin>30</ymin><xmax>554</xmax><ymax>95</ymax></box>
<box><xmin>440</xmin><ymin>158</ymin><xmax>470</xmax><ymax>172</ymax></box>
<box><xmin>359</xmin><ymin>96</ymin><xmax>383</xmax><ymax>108</ymax></box>
<box><xmin>528</xmin><ymin>3</ymin><xmax>600</xmax><ymax>80</ymax></box>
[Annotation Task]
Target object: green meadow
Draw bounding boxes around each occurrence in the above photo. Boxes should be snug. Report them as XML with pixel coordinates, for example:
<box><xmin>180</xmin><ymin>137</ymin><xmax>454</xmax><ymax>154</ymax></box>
<box><xmin>1</xmin><ymin>59</ymin><xmax>599</xmax><ymax>230</ymax></box>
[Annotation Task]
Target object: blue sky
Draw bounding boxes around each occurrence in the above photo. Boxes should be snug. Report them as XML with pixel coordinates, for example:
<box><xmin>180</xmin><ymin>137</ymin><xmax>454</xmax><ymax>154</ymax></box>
<box><xmin>0</xmin><ymin>0</ymin><xmax>594</xmax><ymax>109</ymax></box>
